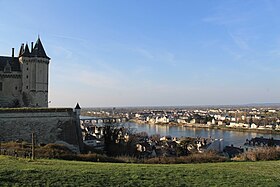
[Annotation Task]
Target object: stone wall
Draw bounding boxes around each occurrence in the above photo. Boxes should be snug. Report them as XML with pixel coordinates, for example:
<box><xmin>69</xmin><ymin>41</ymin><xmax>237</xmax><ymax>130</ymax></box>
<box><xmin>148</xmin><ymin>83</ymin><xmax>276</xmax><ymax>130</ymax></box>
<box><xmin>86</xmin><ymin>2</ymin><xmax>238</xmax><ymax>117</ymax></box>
<box><xmin>0</xmin><ymin>108</ymin><xmax>83</xmax><ymax>153</ymax></box>
<box><xmin>0</xmin><ymin>72</ymin><xmax>22</xmax><ymax>107</ymax></box>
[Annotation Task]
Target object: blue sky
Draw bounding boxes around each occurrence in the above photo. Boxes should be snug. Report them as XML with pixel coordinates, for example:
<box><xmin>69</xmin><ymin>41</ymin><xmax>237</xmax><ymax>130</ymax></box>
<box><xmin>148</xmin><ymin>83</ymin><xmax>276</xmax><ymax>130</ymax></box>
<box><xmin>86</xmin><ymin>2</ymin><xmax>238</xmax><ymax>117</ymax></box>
<box><xmin>0</xmin><ymin>0</ymin><xmax>280</xmax><ymax>107</ymax></box>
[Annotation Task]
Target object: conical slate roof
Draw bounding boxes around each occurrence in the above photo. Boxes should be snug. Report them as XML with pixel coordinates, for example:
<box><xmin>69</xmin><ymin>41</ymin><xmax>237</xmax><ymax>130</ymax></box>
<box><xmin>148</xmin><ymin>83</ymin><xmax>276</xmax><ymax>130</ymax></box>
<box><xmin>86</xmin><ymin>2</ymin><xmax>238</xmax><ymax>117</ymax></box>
<box><xmin>75</xmin><ymin>103</ymin><xmax>81</xmax><ymax>109</ymax></box>
<box><xmin>31</xmin><ymin>37</ymin><xmax>50</xmax><ymax>59</ymax></box>
<box><xmin>18</xmin><ymin>43</ymin><xmax>24</xmax><ymax>56</ymax></box>
<box><xmin>21</xmin><ymin>43</ymin><xmax>31</xmax><ymax>57</ymax></box>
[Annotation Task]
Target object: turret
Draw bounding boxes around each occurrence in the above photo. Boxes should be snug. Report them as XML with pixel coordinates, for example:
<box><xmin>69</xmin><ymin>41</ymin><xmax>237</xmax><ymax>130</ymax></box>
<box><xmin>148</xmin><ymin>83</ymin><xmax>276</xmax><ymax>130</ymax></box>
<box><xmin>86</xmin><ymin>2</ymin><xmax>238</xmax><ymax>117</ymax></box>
<box><xmin>19</xmin><ymin>43</ymin><xmax>24</xmax><ymax>57</ymax></box>
<box><xmin>19</xmin><ymin>37</ymin><xmax>50</xmax><ymax>107</ymax></box>
<box><xmin>75</xmin><ymin>103</ymin><xmax>81</xmax><ymax>116</ymax></box>
<box><xmin>21</xmin><ymin>43</ymin><xmax>31</xmax><ymax>57</ymax></box>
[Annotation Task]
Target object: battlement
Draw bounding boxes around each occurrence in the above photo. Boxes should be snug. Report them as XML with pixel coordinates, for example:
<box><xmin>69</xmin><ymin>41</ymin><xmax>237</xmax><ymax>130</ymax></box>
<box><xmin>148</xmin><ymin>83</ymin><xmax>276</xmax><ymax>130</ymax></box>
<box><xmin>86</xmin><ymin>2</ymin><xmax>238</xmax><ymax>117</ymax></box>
<box><xmin>0</xmin><ymin>107</ymin><xmax>73</xmax><ymax>113</ymax></box>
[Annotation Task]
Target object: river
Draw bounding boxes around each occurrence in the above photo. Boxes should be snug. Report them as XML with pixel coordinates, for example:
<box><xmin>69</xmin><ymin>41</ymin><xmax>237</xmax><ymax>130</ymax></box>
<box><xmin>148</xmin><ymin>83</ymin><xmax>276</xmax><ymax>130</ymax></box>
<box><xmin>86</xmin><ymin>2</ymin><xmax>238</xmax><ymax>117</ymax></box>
<box><xmin>121</xmin><ymin>122</ymin><xmax>280</xmax><ymax>147</ymax></box>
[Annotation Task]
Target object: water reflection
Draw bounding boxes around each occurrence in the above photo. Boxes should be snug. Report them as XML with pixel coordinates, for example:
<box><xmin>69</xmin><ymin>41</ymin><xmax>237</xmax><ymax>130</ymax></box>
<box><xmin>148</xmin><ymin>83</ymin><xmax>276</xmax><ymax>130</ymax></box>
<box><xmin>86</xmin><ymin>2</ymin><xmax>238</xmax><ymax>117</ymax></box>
<box><xmin>122</xmin><ymin>122</ymin><xmax>280</xmax><ymax>146</ymax></box>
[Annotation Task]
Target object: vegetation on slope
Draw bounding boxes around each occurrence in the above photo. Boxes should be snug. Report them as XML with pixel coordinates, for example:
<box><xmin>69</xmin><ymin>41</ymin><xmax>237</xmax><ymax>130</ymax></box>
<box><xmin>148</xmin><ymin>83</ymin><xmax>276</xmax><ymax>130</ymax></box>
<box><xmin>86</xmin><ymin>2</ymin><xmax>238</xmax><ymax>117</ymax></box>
<box><xmin>0</xmin><ymin>156</ymin><xmax>280</xmax><ymax>186</ymax></box>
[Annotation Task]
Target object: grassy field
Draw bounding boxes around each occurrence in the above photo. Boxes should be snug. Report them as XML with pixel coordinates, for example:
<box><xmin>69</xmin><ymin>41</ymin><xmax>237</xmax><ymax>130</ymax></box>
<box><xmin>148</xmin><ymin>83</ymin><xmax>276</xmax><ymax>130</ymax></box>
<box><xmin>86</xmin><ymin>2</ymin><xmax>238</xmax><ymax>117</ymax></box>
<box><xmin>0</xmin><ymin>156</ymin><xmax>280</xmax><ymax>186</ymax></box>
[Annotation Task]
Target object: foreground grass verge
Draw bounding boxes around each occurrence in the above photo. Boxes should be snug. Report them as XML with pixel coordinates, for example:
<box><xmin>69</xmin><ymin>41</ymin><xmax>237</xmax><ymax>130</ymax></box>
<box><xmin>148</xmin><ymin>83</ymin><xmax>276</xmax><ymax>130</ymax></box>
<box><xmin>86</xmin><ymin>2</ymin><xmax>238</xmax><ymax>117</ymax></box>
<box><xmin>0</xmin><ymin>156</ymin><xmax>280</xmax><ymax>186</ymax></box>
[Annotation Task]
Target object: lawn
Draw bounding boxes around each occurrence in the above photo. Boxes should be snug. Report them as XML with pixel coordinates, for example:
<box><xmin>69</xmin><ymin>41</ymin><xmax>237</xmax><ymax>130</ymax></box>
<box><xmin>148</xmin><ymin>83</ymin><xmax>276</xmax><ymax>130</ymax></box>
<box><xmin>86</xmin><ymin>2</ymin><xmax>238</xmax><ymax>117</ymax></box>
<box><xmin>0</xmin><ymin>155</ymin><xmax>279</xmax><ymax>186</ymax></box>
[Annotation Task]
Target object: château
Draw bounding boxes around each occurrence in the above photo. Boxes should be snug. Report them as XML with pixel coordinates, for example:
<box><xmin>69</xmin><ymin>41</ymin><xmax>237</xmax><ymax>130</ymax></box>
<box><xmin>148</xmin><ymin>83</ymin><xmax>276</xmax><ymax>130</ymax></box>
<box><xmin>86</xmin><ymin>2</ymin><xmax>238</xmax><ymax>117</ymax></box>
<box><xmin>0</xmin><ymin>37</ymin><xmax>50</xmax><ymax>107</ymax></box>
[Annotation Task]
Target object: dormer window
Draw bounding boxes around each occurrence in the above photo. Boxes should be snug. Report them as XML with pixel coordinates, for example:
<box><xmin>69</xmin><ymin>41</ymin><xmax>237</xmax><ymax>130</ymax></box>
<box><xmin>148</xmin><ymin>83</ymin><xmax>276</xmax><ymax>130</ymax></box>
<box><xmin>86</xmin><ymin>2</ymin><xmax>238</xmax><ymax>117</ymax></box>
<box><xmin>4</xmin><ymin>61</ymin><xmax>12</xmax><ymax>73</ymax></box>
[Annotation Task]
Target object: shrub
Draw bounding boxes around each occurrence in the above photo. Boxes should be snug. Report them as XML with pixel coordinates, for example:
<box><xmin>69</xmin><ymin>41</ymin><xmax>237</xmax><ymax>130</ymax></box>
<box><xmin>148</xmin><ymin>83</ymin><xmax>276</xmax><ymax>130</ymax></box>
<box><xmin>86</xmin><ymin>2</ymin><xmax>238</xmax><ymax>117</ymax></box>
<box><xmin>235</xmin><ymin>147</ymin><xmax>280</xmax><ymax>161</ymax></box>
<box><xmin>36</xmin><ymin>143</ymin><xmax>75</xmax><ymax>159</ymax></box>
<box><xmin>116</xmin><ymin>155</ymin><xmax>140</xmax><ymax>163</ymax></box>
<box><xmin>144</xmin><ymin>151</ymin><xmax>227</xmax><ymax>164</ymax></box>
<box><xmin>76</xmin><ymin>153</ymin><xmax>123</xmax><ymax>163</ymax></box>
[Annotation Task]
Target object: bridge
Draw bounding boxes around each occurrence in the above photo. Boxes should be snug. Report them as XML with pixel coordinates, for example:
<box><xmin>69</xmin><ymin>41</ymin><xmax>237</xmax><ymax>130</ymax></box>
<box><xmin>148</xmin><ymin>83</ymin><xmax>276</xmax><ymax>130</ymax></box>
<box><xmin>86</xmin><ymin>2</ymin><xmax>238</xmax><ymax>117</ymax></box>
<box><xmin>80</xmin><ymin>116</ymin><xmax>128</xmax><ymax>125</ymax></box>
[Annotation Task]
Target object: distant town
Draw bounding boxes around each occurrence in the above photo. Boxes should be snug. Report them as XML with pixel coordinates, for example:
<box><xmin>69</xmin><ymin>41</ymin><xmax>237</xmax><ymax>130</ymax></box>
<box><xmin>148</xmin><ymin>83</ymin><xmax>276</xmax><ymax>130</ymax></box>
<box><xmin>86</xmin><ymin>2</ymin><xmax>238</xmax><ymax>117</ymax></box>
<box><xmin>82</xmin><ymin>105</ymin><xmax>280</xmax><ymax>132</ymax></box>
<box><xmin>79</xmin><ymin>105</ymin><xmax>280</xmax><ymax>158</ymax></box>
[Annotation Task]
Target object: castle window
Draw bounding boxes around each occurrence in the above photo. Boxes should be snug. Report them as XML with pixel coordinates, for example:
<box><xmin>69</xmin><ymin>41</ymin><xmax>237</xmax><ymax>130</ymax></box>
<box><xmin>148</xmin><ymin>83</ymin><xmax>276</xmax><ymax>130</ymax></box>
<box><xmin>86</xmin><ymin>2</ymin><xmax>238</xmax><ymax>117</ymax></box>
<box><xmin>27</xmin><ymin>68</ymin><xmax>29</xmax><ymax>71</ymax></box>
<box><xmin>26</xmin><ymin>75</ymin><xmax>28</xmax><ymax>79</ymax></box>
<box><xmin>4</xmin><ymin>62</ymin><xmax>12</xmax><ymax>73</ymax></box>
<box><xmin>0</xmin><ymin>82</ymin><xmax>2</xmax><ymax>91</ymax></box>
<box><xmin>15</xmin><ymin>86</ymin><xmax>18</xmax><ymax>90</ymax></box>
<box><xmin>26</xmin><ymin>86</ymin><xmax>28</xmax><ymax>89</ymax></box>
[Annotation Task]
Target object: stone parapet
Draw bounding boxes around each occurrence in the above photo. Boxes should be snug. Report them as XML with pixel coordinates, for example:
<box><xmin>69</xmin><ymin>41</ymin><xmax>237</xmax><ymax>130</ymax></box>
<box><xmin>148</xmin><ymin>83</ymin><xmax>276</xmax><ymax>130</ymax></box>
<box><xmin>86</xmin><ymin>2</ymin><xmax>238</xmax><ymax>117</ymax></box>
<box><xmin>0</xmin><ymin>108</ymin><xmax>83</xmax><ymax>153</ymax></box>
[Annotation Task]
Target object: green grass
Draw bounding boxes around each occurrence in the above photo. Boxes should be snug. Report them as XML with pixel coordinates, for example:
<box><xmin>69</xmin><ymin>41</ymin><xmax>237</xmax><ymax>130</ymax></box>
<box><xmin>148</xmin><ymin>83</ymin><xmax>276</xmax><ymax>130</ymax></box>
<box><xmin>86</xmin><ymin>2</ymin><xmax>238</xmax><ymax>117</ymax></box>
<box><xmin>0</xmin><ymin>156</ymin><xmax>280</xmax><ymax>186</ymax></box>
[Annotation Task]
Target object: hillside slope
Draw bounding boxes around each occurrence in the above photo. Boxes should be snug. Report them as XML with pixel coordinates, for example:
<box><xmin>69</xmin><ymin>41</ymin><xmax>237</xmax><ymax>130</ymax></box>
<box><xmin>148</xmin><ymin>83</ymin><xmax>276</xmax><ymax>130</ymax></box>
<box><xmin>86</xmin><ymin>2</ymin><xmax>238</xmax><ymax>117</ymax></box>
<box><xmin>0</xmin><ymin>156</ymin><xmax>279</xmax><ymax>186</ymax></box>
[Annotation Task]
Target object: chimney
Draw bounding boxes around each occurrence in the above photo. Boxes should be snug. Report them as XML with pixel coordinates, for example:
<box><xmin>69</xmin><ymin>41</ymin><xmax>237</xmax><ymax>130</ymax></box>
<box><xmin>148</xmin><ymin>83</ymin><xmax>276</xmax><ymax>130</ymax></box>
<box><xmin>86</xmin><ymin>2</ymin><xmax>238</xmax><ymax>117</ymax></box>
<box><xmin>31</xmin><ymin>42</ymin><xmax>34</xmax><ymax>52</ymax></box>
<box><xmin>12</xmin><ymin>48</ymin><xmax>14</xmax><ymax>58</ymax></box>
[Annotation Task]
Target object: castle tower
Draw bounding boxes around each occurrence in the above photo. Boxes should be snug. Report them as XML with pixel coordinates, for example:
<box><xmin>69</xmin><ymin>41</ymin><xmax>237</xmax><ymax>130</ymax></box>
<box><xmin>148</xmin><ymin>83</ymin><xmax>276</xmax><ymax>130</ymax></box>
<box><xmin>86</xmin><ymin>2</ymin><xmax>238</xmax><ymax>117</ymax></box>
<box><xmin>19</xmin><ymin>37</ymin><xmax>50</xmax><ymax>107</ymax></box>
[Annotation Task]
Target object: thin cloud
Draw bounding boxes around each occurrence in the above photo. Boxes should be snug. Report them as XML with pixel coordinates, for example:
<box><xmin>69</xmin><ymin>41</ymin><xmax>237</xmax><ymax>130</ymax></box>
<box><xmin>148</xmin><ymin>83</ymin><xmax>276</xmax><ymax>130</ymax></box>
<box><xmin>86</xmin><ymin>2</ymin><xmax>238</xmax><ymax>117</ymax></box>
<box><xmin>132</xmin><ymin>47</ymin><xmax>176</xmax><ymax>65</ymax></box>
<box><xmin>53</xmin><ymin>61</ymin><xmax>123</xmax><ymax>89</ymax></box>
<box><xmin>134</xmin><ymin>48</ymin><xmax>155</xmax><ymax>59</ymax></box>
<box><xmin>51</xmin><ymin>34</ymin><xmax>87</xmax><ymax>43</ymax></box>
<box><xmin>77</xmin><ymin>70</ymin><xmax>120</xmax><ymax>88</ymax></box>
<box><xmin>228</xmin><ymin>32</ymin><xmax>250</xmax><ymax>51</ymax></box>
<box><xmin>202</xmin><ymin>15</ymin><xmax>248</xmax><ymax>26</ymax></box>
<box><xmin>50</xmin><ymin>45</ymin><xmax>73</xmax><ymax>59</ymax></box>
<box><xmin>269</xmin><ymin>49</ymin><xmax>280</xmax><ymax>57</ymax></box>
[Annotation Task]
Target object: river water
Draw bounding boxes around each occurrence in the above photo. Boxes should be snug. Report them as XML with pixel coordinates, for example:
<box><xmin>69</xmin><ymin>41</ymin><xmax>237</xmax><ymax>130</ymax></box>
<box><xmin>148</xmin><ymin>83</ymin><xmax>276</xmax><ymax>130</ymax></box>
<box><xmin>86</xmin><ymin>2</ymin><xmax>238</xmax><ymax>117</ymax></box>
<box><xmin>121</xmin><ymin>122</ymin><xmax>280</xmax><ymax>147</ymax></box>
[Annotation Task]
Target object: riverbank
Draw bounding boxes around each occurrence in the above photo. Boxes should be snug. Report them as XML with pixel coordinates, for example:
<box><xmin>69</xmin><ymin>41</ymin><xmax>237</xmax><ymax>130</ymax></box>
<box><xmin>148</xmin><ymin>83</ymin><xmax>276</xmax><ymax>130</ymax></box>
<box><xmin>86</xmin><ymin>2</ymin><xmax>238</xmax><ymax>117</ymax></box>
<box><xmin>184</xmin><ymin>123</ymin><xmax>280</xmax><ymax>135</ymax></box>
<box><xmin>130</xmin><ymin>119</ymin><xmax>280</xmax><ymax>135</ymax></box>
